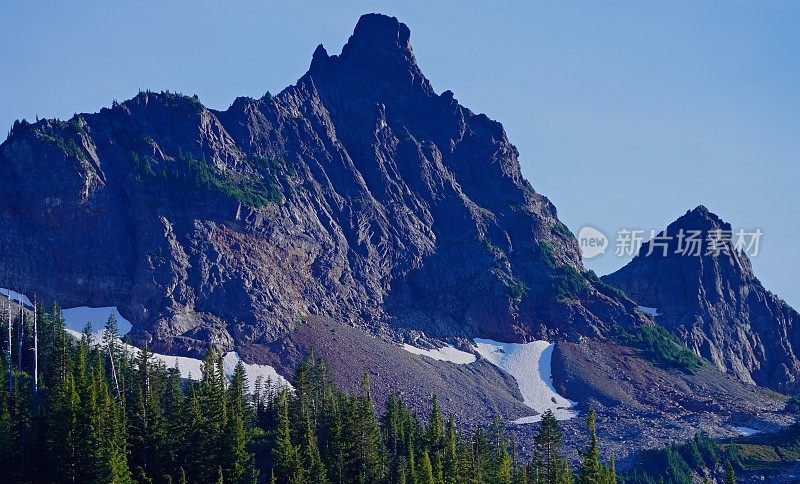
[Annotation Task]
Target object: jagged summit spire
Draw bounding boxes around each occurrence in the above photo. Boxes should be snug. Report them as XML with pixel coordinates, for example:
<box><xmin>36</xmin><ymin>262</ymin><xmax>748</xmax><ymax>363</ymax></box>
<box><xmin>345</xmin><ymin>13</ymin><xmax>412</xmax><ymax>55</ymax></box>
<box><xmin>307</xmin><ymin>13</ymin><xmax>434</xmax><ymax>98</ymax></box>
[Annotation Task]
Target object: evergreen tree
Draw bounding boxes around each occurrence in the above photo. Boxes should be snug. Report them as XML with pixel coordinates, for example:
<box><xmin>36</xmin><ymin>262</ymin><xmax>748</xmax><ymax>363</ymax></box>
<box><xmin>129</xmin><ymin>343</ymin><xmax>166</xmax><ymax>480</ymax></box>
<box><xmin>533</xmin><ymin>409</ymin><xmax>572</xmax><ymax>484</ymax></box>
<box><xmin>443</xmin><ymin>417</ymin><xmax>459</xmax><ymax>484</ymax></box>
<box><xmin>319</xmin><ymin>390</ymin><xmax>346</xmax><ymax>484</ymax></box>
<box><xmin>420</xmin><ymin>450</ymin><xmax>436</xmax><ymax>484</ymax></box>
<box><xmin>427</xmin><ymin>395</ymin><xmax>445</xmax><ymax>484</ymax></box>
<box><xmin>345</xmin><ymin>374</ymin><xmax>385</xmax><ymax>483</ymax></box>
<box><xmin>224</xmin><ymin>361</ymin><xmax>254</xmax><ymax>484</ymax></box>
<box><xmin>725</xmin><ymin>463</ymin><xmax>736</xmax><ymax>484</ymax></box>
<box><xmin>162</xmin><ymin>366</ymin><xmax>186</xmax><ymax>477</ymax></box>
<box><xmin>273</xmin><ymin>390</ymin><xmax>304</xmax><ymax>483</ymax></box>
<box><xmin>578</xmin><ymin>409</ymin><xmax>602</xmax><ymax>484</ymax></box>
<box><xmin>300</xmin><ymin>410</ymin><xmax>329</xmax><ymax>484</ymax></box>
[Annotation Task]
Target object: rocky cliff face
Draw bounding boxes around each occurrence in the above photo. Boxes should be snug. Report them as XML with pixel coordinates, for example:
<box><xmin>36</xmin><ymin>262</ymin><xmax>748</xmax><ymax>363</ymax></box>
<box><xmin>0</xmin><ymin>13</ymin><xmax>642</xmax><ymax>355</ymax></box>
<box><xmin>604</xmin><ymin>206</ymin><xmax>800</xmax><ymax>393</ymax></box>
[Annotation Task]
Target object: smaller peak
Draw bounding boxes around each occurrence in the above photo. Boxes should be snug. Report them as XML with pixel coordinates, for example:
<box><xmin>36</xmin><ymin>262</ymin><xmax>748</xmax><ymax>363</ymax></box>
<box><xmin>686</xmin><ymin>205</ymin><xmax>718</xmax><ymax>220</ymax></box>
<box><xmin>669</xmin><ymin>204</ymin><xmax>730</xmax><ymax>233</ymax></box>
<box><xmin>312</xmin><ymin>44</ymin><xmax>328</xmax><ymax>62</ymax></box>
<box><xmin>229</xmin><ymin>96</ymin><xmax>256</xmax><ymax>110</ymax></box>
<box><xmin>683</xmin><ymin>204</ymin><xmax>722</xmax><ymax>222</ymax></box>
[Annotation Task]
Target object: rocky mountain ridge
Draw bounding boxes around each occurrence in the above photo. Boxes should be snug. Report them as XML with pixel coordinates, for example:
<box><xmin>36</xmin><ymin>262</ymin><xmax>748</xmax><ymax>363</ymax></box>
<box><xmin>0</xmin><ymin>14</ymin><xmax>644</xmax><ymax>356</ymax></box>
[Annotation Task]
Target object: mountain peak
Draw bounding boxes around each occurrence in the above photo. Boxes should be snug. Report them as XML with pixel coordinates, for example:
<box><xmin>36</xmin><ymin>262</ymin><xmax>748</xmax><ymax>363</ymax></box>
<box><xmin>669</xmin><ymin>204</ymin><xmax>728</xmax><ymax>233</ymax></box>
<box><xmin>604</xmin><ymin>205</ymin><xmax>800</xmax><ymax>391</ymax></box>
<box><xmin>348</xmin><ymin>13</ymin><xmax>411</xmax><ymax>52</ymax></box>
<box><xmin>689</xmin><ymin>204</ymin><xmax>711</xmax><ymax>216</ymax></box>
<box><xmin>307</xmin><ymin>13</ymin><xmax>433</xmax><ymax>98</ymax></box>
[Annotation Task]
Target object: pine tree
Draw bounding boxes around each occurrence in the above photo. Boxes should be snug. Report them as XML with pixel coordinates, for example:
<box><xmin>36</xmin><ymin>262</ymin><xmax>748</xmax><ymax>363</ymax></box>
<box><xmin>129</xmin><ymin>343</ymin><xmax>166</xmax><ymax>480</ymax></box>
<box><xmin>224</xmin><ymin>361</ymin><xmax>254</xmax><ymax>484</ymax></box>
<box><xmin>420</xmin><ymin>450</ymin><xmax>436</xmax><ymax>484</ymax></box>
<box><xmin>273</xmin><ymin>390</ymin><xmax>304</xmax><ymax>483</ymax></box>
<box><xmin>162</xmin><ymin>366</ymin><xmax>186</xmax><ymax>475</ymax></box>
<box><xmin>0</xmin><ymin>348</ymin><xmax>12</xmax><ymax>475</ymax></box>
<box><xmin>725</xmin><ymin>463</ymin><xmax>736</xmax><ymax>484</ymax></box>
<box><xmin>494</xmin><ymin>445</ymin><xmax>513</xmax><ymax>484</ymax></box>
<box><xmin>394</xmin><ymin>458</ymin><xmax>408</xmax><ymax>484</ymax></box>
<box><xmin>443</xmin><ymin>417</ymin><xmax>459</xmax><ymax>484</ymax></box>
<box><xmin>193</xmin><ymin>348</ymin><xmax>227</xmax><ymax>477</ymax></box>
<box><xmin>319</xmin><ymin>390</ymin><xmax>346</xmax><ymax>484</ymax></box>
<box><xmin>103</xmin><ymin>313</ymin><xmax>123</xmax><ymax>405</ymax></box>
<box><xmin>406</xmin><ymin>425</ymin><xmax>418</xmax><ymax>484</ymax></box>
<box><xmin>578</xmin><ymin>409</ymin><xmax>601</xmax><ymax>484</ymax></box>
<box><xmin>488</xmin><ymin>415</ymin><xmax>513</xmax><ymax>484</ymax></box>
<box><xmin>300</xmin><ymin>409</ymin><xmax>329</xmax><ymax>484</ymax></box>
<box><xmin>605</xmin><ymin>456</ymin><xmax>616</xmax><ymax>484</ymax></box>
<box><xmin>346</xmin><ymin>374</ymin><xmax>385</xmax><ymax>483</ymax></box>
<box><xmin>427</xmin><ymin>395</ymin><xmax>445</xmax><ymax>484</ymax></box>
<box><xmin>533</xmin><ymin>409</ymin><xmax>572</xmax><ymax>484</ymax></box>
<box><xmin>94</xmin><ymin>361</ymin><xmax>133</xmax><ymax>483</ymax></box>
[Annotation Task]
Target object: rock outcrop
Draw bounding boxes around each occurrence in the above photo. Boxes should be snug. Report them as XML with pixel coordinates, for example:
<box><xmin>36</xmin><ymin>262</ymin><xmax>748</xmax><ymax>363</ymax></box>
<box><xmin>0</xmin><ymin>14</ymin><xmax>643</xmax><ymax>355</ymax></box>
<box><xmin>605</xmin><ymin>206</ymin><xmax>800</xmax><ymax>392</ymax></box>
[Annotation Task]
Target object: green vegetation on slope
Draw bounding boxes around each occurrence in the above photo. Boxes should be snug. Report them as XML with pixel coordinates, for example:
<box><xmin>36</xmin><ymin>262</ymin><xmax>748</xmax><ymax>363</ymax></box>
<box><xmin>183</xmin><ymin>155</ymin><xmax>284</xmax><ymax>207</ymax></box>
<box><xmin>618</xmin><ymin>324</ymin><xmax>703</xmax><ymax>374</ymax></box>
<box><xmin>621</xmin><ymin>433</ymin><xmax>741</xmax><ymax>484</ymax></box>
<box><xmin>539</xmin><ymin>241</ymin><xmax>591</xmax><ymax>301</ymax></box>
<box><xmin>622</xmin><ymin>423</ymin><xmax>800</xmax><ymax>483</ymax></box>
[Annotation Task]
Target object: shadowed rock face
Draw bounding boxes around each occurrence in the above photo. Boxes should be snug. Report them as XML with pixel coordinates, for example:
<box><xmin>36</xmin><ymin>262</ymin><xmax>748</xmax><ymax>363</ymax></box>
<box><xmin>0</xmin><ymin>13</ymin><xmax>642</xmax><ymax>356</ymax></box>
<box><xmin>604</xmin><ymin>206</ymin><xmax>800</xmax><ymax>393</ymax></box>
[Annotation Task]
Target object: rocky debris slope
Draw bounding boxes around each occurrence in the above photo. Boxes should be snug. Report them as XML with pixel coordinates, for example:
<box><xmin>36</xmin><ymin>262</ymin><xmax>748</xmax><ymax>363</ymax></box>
<box><xmin>550</xmin><ymin>338</ymin><xmax>791</xmax><ymax>464</ymax></box>
<box><xmin>604</xmin><ymin>206</ymin><xmax>800</xmax><ymax>393</ymax></box>
<box><xmin>0</xmin><ymin>13</ymin><xmax>644</xmax><ymax>355</ymax></box>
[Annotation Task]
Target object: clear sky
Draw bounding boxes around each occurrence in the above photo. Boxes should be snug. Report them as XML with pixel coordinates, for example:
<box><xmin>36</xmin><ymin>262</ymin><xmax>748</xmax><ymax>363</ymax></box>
<box><xmin>2</xmin><ymin>1</ymin><xmax>798</xmax><ymax>308</ymax></box>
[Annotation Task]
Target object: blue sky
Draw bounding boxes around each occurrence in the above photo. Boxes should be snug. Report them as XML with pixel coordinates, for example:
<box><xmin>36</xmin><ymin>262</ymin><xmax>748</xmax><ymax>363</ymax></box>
<box><xmin>2</xmin><ymin>1</ymin><xmax>798</xmax><ymax>307</ymax></box>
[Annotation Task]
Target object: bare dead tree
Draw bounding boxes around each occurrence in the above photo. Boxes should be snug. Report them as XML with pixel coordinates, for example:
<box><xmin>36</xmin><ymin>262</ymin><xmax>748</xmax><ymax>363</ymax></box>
<box><xmin>6</xmin><ymin>290</ymin><xmax>11</xmax><ymax>391</ymax></box>
<box><xmin>17</xmin><ymin>292</ymin><xmax>23</xmax><ymax>371</ymax></box>
<box><xmin>32</xmin><ymin>297</ymin><xmax>38</xmax><ymax>396</ymax></box>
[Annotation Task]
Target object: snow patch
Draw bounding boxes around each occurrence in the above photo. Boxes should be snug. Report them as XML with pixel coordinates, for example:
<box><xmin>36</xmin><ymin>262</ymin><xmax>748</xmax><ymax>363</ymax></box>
<box><xmin>638</xmin><ymin>306</ymin><xmax>660</xmax><ymax>317</ymax></box>
<box><xmin>401</xmin><ymin>344</ymin><xmax>476</xmax><ymax>364</ymax></box>
<box><xmin>62</xmin><ymin>306</ymin><xmax>133</xmax><ymax>335</ymax></box>
<box><xmin>7</xmin><ymin>290</ymin><xmax>290</xmax><ymax>392</ymax></box>
<box><xmin>222</xmin><ymin>352</ymin><xmax>290</xmax><ymax>392</ymax></box>
<box><xmin>0</xmin><ymin>288</ymin><xmax>33</xmax><ymax>307</ymax></box>
<box><xmin>65</xmin><ymin>328</ymin><xmax>291</xmax><ymax>392</ymax></box>
<box><xmin>735</xmin><ymin>426</ymin><xmax>759</xmax><ymax>436</ymax></box>
<box><xmin>0</xmin><ymin>289</ymin><xmax>133</xmax><ymax>336</ymax></box>
<box><xmin>473</xmin><ymin>338</ymin><xmax>578</xmax><ymax>423</ymax></box>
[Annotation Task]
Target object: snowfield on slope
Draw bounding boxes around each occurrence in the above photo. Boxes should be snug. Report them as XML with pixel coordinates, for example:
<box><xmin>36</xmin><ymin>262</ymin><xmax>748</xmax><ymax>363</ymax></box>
<box><xmin>473</xmin><ymin>338</ymin><xmax>578</xmax><ymax>423</ymax></box>
<box><xmin>65</xmin><ymin>327</ymin><xmax>292</xmax><ymax>392</ymax></box>
<box><xmin>1</xmin><ymin>288</ymin><xmax>33</xmax><ymax>307</ymax></box>
<box><xmin>63</xmin><ymin>306</ymin><xmax>133</xmax><ymax>334</ymax></box>
<box><xmin>50</xmin><ymin>303</ymin><xmax>292</xmax><ymax>392</ymax></box>
<box><xmin>401</xmin><ymin>343</ymin><xmax>476</xmax><ymax>364</ymax></box>
<box><xmin>637</xmin><ymin>306</ymin><xmax>661</xmax><ymax>317</ymax></box>
<box><xmin>734</xmin><ymin>426</ymin><xmax>759</xmax><ymax>436</ymax></box>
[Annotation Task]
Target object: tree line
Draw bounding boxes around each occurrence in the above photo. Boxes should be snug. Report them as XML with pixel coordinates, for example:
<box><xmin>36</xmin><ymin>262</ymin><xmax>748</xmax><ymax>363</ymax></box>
<box><xmin>0</xmin><ymin>304</ymin><xmax>733</xmax><ymax>483</ymax></box>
